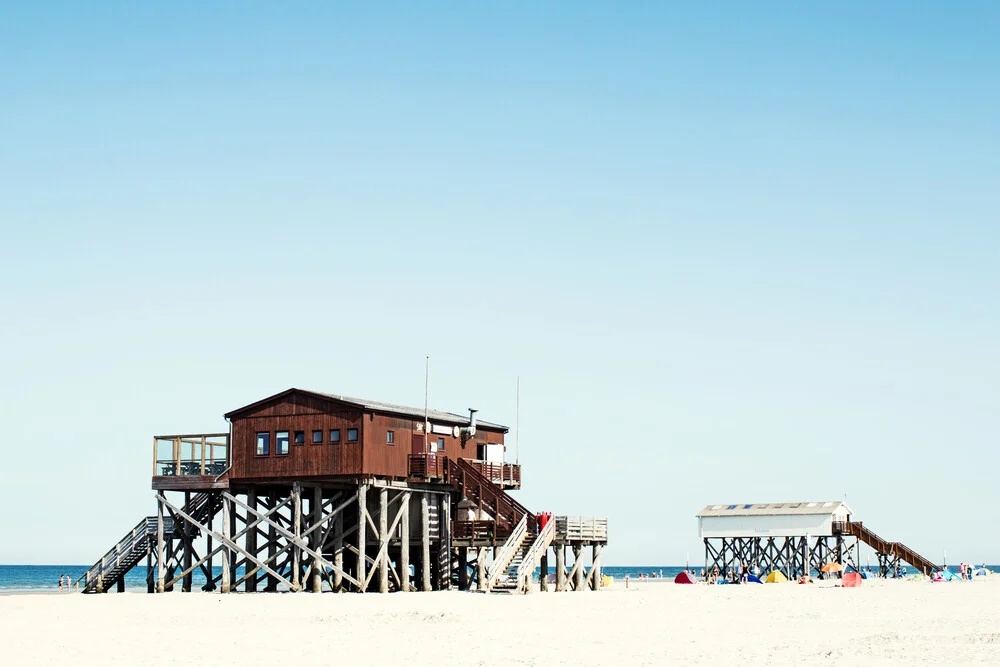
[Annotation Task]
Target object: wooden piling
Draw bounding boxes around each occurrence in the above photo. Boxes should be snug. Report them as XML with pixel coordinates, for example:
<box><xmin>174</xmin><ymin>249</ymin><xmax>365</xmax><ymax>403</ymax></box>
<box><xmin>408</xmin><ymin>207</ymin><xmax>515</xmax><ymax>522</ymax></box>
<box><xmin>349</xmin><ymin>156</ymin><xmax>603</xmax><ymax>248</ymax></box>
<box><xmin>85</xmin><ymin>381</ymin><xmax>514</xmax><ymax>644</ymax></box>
<box><xmin>357</xmin><ymin>483</ymin><xmax>367</xmax><ymax>593</ymax></box>
<box><xmin>379</xmin><ymin>487</ymin><xmax>389</xmax><ymax>594</ymax></box>
<box><xmin>400</xmin><ymin>492</ymin><xmax>410</xmax><ymax>592</ymax></box>
<box><xmin>311</xmin><ymin>486</ymin><xmax>322</xmax><ymax>593</ymax></box>
<box><xmin>156</xmin><ymin>496</ymin><xmax>165</xmax><ymax>594</ymax></box>
<box><xmin>420</xmin><ymin>492</ymin><xmax>431</xmax><ymax>592</ymax></box>
<box><xmin>555</xmin><ymin>545</ymin><xmax>566</xmax><ymax>591</ymax></box>
<box><xmin>540</xmin><ymin>550</ymin><xmax>549</xmax><ymax>592</ymax></box>
<box><xmin>221</xmin><ymin>495</ymin><xmax>231</xmax><ymax>593</ymax></box>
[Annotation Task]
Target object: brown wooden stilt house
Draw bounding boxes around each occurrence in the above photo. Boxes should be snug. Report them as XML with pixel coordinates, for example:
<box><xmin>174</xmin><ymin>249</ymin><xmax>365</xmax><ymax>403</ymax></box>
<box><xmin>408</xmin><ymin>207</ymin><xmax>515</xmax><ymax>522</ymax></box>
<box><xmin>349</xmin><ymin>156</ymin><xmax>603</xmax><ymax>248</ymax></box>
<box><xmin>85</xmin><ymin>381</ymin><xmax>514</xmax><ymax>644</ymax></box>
<box><xmin>77</xmin><ymin>388</ymin><xmax>608</xmax><ymax>594</ymax></box>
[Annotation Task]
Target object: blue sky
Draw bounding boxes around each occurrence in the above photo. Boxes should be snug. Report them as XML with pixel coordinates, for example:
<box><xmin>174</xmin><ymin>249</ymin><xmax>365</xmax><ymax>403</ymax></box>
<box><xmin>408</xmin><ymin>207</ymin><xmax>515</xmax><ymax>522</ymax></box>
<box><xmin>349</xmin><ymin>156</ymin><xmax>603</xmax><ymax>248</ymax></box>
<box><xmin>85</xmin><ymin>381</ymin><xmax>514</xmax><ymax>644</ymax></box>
<box><xmin>1</xmin><ymin>2</ymin><xmax>998</xmax><ymax>565</ymax></box>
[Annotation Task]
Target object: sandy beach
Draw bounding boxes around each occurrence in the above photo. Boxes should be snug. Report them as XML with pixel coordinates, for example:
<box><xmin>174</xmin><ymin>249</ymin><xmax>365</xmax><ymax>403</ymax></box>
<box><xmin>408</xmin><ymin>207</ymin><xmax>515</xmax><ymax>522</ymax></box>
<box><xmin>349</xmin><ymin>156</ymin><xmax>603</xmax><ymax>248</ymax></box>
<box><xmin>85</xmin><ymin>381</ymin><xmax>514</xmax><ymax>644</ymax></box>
<box><xmin>2</xmin><ymin>578</ymin><xmax>998</xmax><ymax>666</ymax></box>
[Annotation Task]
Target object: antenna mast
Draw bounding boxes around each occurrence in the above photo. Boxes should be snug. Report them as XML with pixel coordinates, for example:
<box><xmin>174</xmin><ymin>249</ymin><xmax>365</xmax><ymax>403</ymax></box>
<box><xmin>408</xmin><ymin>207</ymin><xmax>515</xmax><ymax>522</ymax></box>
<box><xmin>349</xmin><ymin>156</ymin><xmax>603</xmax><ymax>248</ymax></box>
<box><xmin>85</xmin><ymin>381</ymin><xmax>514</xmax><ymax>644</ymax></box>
<box><xmin>424</xmin><ymin>356</ymin><xmax>430</xmax><ymax>454</ymax></box>
<box><xmin>515</xmin><ymin>376</ymin><xmax>520</xmax><ymax>465</ymax></box>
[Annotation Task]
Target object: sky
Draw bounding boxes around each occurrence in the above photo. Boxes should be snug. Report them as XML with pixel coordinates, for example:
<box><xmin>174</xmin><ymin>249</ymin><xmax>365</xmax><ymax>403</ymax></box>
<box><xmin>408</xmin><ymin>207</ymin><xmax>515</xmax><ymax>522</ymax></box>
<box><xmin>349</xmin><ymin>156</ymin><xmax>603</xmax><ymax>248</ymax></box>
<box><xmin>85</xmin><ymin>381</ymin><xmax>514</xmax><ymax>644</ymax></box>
<box><xmin>1</xmin><ymin>1</ymin><xmax>998</xmax><ymax>566</ymax></box>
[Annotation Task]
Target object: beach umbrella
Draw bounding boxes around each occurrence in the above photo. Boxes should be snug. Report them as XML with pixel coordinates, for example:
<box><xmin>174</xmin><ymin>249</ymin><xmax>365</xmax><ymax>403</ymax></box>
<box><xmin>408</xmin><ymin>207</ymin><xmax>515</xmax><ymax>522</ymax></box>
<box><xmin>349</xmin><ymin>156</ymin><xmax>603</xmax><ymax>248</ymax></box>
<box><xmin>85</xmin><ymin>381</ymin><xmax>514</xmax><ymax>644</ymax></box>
<box><xmin>821</xmin><ymin>563</ymin><xmax>844</xmax><ymax>573</ymax></box>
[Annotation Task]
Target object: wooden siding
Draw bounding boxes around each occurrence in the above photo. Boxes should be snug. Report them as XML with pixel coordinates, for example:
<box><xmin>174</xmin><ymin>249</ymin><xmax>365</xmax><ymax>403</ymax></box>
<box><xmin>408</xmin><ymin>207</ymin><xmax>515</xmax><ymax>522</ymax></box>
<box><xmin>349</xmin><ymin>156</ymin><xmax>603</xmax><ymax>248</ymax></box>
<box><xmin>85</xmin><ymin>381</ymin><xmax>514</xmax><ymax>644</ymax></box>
<box><xmin>229</xmin><ymin>389</ymin><xmax>506</xmax><ymax>482</ymax></box>
<box><xmin>363</xmin><ymin>413</ymin><xmax>505</xmax><ymax>478</ymax></box>
<box><xmin>230</xmin><ymin>393</ymin><xmax>364</xmax><ymax>481</ymax></box>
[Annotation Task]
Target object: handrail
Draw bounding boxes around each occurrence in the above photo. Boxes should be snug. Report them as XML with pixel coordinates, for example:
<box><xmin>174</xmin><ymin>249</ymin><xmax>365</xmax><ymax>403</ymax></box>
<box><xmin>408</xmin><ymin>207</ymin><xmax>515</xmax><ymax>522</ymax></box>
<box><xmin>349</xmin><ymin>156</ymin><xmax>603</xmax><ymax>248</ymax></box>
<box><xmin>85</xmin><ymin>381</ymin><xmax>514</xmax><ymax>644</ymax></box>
<box><xmin>485</xmin><ymin>515</ymin><xmax>528</xmax><ymax>591</ymax></box>
<box><xmin>515</xmin><ymin>517</ymin><xmax>556</xmax><ymax>589</ymax></box>
<box><xmin>450</xmin><ymin>458</ymin><xmax>536</xmax><ymax>533</ymax></box>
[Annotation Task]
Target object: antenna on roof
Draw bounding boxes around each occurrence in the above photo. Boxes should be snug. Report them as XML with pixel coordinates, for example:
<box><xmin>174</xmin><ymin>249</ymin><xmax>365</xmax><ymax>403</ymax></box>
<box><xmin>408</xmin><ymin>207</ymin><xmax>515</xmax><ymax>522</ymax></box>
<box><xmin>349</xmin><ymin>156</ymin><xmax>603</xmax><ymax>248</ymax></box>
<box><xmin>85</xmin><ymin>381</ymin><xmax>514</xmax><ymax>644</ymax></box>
<box><xmin>424</xmin><ymin>356</ymin><xmax>430</xmax><ymax>455</ymax></box>
<box><xmin>515</xmin><ymin>376</ymin><xmax>520</xmax><ymax>465</ymax></box>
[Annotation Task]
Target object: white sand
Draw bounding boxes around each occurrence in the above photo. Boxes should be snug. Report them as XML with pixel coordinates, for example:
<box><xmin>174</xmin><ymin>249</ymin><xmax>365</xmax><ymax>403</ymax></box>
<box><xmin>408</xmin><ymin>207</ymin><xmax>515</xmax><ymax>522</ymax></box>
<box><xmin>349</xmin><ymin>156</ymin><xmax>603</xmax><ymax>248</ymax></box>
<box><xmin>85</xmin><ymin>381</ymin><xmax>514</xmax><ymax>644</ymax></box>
<box><xmin>2</xmin><ymin>578</ymin><xmax>999</xmax><ymax>666</ymax></box>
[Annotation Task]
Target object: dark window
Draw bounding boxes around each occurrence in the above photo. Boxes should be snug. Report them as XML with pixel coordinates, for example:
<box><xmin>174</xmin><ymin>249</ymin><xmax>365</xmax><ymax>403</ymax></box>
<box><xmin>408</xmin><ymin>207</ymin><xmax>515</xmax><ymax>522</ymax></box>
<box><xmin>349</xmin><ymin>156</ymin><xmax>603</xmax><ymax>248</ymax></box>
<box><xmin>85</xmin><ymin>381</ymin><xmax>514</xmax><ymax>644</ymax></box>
<box><xmin>294</xmin><ymin>430</ymin><xmax>305</xmax><ymax>444</ymax></box>
<box><xmin>727</xmin><ymin>504</ymin><xmax>737</xmax><ymax>510</ymax></box>
<box><xmin>276</xmin><ymin>431</ymin><xmax>289</xmax><ymax>455</ymax></box>
<box><xmin>330</xmin><ymin>429</ymin><xmax>341</xmax><ymax>443</ymax></box>
<box><xmin>256</xmin><ymin>432</ymin><xmax>270</xmax><ymax>456</ymax></box>
<box><xmin>437</xmin><ymin>437</ymin><xmax>445</xmax><ymax>451</ymax></box>
<box><xmin>386</xmin><ymin>430</ymin><xmax>394</xmax><ymax>445</ymax></box>
<box><xmin>312</xmin><ymin>430</ymin><xmax>323</xmax><ymax>444</ymax></box>
<box><xmin>347</xmin><ymin>428</ymin><xmax>358</xmax><ymax>442</ymax></box>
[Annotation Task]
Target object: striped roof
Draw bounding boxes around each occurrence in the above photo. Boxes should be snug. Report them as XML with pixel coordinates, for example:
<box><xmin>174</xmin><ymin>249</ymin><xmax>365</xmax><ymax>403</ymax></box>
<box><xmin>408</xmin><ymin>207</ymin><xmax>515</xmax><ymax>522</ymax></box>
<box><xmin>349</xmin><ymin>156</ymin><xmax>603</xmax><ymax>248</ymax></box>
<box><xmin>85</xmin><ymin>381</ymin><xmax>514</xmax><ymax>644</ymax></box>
<box><xmin>697</xmin><ymin>501</ymin><xmax>851</xmax><ymax>518</ymax></box>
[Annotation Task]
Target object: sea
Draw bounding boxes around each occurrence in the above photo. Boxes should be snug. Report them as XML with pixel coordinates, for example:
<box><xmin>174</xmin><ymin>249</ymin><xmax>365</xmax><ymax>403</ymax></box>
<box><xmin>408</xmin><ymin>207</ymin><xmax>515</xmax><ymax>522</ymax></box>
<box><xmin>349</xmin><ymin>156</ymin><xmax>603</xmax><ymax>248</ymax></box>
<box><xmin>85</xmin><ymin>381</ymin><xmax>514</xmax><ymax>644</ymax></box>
<box><xmin>3</xmin><ymin>564</ymin><xmax>994</xmax><ymax>593</ymax></box>
<box><xmin>0</xmin><ymin>565</ymin><xmax>691</xmax><ymax>593</ymax></box>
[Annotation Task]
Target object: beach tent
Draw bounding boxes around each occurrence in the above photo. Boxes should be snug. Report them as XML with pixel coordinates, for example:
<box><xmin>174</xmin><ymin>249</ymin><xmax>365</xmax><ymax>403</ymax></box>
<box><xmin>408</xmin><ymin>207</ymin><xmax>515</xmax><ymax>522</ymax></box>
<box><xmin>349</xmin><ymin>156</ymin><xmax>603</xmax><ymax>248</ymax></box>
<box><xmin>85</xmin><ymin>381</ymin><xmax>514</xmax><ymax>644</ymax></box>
<box><xmin>746</xmin><ymin>574</ymin><xmax>763</xmax><ymax>584</ymax></box>
<box><xmin>842</xmin><ymin>572</ymin><xmax>862</xmax><ymax>588</ymax></box>
<box><xmin>674</xmin><ymin>571</ymin><xmax>698</xmax><ymax>584</ymax></box>
<box><xmin>940</xmin><ymin>569</ymin><xmax>961</xmax><ymax>581</ymax></box>
<box><xmin>765</xmin><ymin>571</ymin><xmax>788</xmax><ymax>583</ymax></box>
<box><xmin>974</xmin><ymin>568</ymin><xmax>990</xmax><ymax>577</ymax></box>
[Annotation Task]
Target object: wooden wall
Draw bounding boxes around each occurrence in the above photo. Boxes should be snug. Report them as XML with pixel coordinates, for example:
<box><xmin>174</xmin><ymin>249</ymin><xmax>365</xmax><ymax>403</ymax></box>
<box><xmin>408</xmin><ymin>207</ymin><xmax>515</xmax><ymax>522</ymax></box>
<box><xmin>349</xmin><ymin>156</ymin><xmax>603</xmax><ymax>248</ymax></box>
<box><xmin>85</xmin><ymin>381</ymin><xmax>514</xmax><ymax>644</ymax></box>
<box><xmin>230</xmin><ymin>393</ymin><xmax>364</xmax><ymax>481</ymax></box>
<box><xmin>363</xmin><ymin>412</ymin><xmax>506</xmax><ymax>478</ymax></box>
<box><xmin>229</xmin><ymin>390</ymin><xmax>507</xmax><ymax>481</ymax></box>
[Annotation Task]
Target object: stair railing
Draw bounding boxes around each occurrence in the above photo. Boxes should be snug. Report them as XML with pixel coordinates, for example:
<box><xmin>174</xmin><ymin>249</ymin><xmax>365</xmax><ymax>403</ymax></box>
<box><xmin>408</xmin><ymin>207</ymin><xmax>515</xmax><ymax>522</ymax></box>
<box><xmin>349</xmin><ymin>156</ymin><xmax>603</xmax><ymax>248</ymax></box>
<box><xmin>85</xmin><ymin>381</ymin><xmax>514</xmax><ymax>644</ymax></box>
<box><xmin>514</xmin><ymin>517</ymin><xmax>556</xmax><ymax>591</ymax></box>
<box><xmin>485</xmin><ymin>514</ymin><xmax>528</xmax><ymax>591</ymax></box>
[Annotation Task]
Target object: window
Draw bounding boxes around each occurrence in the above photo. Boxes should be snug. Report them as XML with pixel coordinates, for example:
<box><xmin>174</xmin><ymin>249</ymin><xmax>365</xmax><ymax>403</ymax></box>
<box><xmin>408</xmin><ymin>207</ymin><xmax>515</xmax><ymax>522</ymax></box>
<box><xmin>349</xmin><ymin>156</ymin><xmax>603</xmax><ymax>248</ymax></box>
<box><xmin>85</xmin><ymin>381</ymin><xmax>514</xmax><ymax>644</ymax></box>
<box><xmin>347</xmin><ymin>428</ymin><xmax>358</xmax><ymax>442</ymax></box>
<box><xmin>743</xmin><ymin>504</ymin><xmax>752</xmax><ymax>509</ymax></box>
<box><xmin>312</xmin><ymin>430</ymin><xmax>323</xmax><ymax>444</ymax></box>
<box><xmin>437</xmin><ymin>437</ymin><xmax>445</xmax><ymax>451</ymax></box>
<box><xmin>330</xmin><ymin>429</ymin><xmax>341</xmax><ymax>443</ymax></box>
<box><xmin>256</xmin><ymin>432</ymin><xmax>270</xmax><ymax>456</ymax></box>
<box><xmin>386</xmin><ymin>430</ymin><xmax>394</xmax><ymax>445</ymax></box>
<box><xmin>276</xmin><ymin>431</ymin><xmax>289</xmax><ymax>455</ymax></box>
<box><xmin>294</xmin><ymin>430</ymin><xmax>305</xmax><ymax>444</ymax></box>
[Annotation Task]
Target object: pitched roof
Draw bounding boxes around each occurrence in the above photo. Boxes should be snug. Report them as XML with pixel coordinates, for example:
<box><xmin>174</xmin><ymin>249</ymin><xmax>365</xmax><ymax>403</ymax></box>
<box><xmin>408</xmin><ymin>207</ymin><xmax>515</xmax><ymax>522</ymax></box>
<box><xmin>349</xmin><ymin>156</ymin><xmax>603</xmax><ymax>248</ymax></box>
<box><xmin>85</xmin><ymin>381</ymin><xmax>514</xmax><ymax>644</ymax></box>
<box><xmin>696</xmin><ymin>501</ymin><xmax>851</xmax><ymax>518</ymax></box>
<box><xmin>225</xmin><ymin>388</ymin><xmax>508</xmax><ymax>431</ymax></box>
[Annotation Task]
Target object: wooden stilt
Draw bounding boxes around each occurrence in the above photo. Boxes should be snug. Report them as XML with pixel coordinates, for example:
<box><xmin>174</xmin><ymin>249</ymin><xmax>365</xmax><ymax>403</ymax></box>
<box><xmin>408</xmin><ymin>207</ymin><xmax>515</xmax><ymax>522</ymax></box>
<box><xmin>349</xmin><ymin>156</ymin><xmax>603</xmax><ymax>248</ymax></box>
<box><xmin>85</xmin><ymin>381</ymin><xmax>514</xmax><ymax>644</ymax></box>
<box><xmin>477</xmin><ymin>547</ymin><xmax>489</xmax><ymax>591</ymax></box>
<box><xmin>555</xmin><ymin>545</ymin><xmax>566</xmax><ymax>591</ymax></box>
<box><xmin>292</xmin><ymin>482</ymin><xmax>302</xmax><ymax>592</ymax></box>
<box><xmin>458</xmin><ymin>546</ymin><xmax>469</xmax><ymax>590</ymax></box>
<box><xmin>311</xmin><ymin>487</ymin><xmax>322</xmax><ymax>593</ymax></box>
<box><xmin>573</xmin><ymin>545</ymin><xmax>584</xmax><ymax>591</ymax></box>
<box><xmin>221</xmin><ymin>495</ymin><xmax>231</xmax><ymax>593</ymax></box>
<box><xmin>357</xmin><ymin>483</ymin><xmax>367</xmax><ymax>593</ymax></box>
<box><xmin>146</xmin><ymin>547</ymin><xmax>154</xmax><ymax>594</ymax></box>
<box><xmin>156</xmin><ymin>496</ymin><xmax>165</xmax><ymax>593</ymax></box>
<box><xmin>420</xmin><ymin>492</ymin><xmax>431</xmax><ymax>592</ymax></box>
<box><xmin>333</xmin><ymin>506</ymin><xmax>344</xmax><ymax>592</ymax></box>
<box><xmin>400</xmin><ymin>492</ymin><xmax>410</xmax><ymax>592</ymax></box>
<box><xmin>379</xmin><ymin>487</ymin><xmax>389</xmax><ymax>593</ymax></box>
<box><xmin>439</xmin><ymin>495</ymin><xmax>451</xmax><ymax>590</ymax></box>
<box><xmin>204</xmin><ymin>492</ymin><xmax>215</xmax><ymax>591</ymax></box>
<box><xmin>266</xmin><ymin>493</ymin><xmax>277</xmax><ymax>592</ymax></box>
<box><xmin>540</xmin><ymin>550</ymin><xmax>549</xmax><ymax>592</ymax></box>
<box><xmin>182</xmin><ymin>492</ymin><xmax>193</xmax><ymax>592</ymax></box>
<box><xmin>246</xmin><ymin>488</ymin><xmax>257</xmax><ymax>592</ymax></box>
<box><xmin>590</xmin><ymin>544</ymin><xmax>603</xmax><ymax>590</ymax></box>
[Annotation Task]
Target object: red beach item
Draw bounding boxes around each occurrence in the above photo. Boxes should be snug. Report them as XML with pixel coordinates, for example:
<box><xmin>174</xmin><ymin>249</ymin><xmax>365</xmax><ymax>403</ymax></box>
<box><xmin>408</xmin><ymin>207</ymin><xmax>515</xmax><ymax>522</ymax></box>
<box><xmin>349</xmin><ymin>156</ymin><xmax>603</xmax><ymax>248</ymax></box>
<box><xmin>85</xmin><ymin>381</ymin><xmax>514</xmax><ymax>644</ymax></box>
<box><xmin>842</xmin><ymin>572</ymin><xmax>862</xmax><ymax>587</ymax></box>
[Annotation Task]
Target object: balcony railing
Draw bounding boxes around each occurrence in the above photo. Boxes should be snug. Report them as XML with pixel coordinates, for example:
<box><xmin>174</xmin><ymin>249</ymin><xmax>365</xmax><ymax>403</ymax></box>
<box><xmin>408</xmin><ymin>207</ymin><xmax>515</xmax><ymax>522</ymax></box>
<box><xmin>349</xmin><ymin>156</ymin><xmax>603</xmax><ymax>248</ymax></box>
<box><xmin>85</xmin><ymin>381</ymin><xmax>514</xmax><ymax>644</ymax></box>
<box><xmin>153</xmin><ymin>433</ymin><xmax>230</xmax><ymax>477</ymax></box>
<box><xmin>555</xmin><ymin>516</ymin><xmax>608</xmax><ymax>543</ymax></box>
<box><xmin>462</xmin><ymin>459</ymin><xmax>521</xmax><ymax>488</ymax></box>
<box><xmin>408</xmin><ymin>454</ymin><xmax>448</xmax><ymax>481</ymax></box>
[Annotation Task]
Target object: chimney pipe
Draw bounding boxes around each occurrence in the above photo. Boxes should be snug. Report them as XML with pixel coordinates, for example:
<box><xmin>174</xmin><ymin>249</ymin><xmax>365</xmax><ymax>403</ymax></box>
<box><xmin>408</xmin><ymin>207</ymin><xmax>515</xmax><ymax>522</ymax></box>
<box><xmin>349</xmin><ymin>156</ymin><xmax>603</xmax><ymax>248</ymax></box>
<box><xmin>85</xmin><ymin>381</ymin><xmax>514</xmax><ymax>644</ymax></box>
<box><xmin>467</xmin><ymin>408</ymin><xmax>478</xmax><ymax>437</ymax></box>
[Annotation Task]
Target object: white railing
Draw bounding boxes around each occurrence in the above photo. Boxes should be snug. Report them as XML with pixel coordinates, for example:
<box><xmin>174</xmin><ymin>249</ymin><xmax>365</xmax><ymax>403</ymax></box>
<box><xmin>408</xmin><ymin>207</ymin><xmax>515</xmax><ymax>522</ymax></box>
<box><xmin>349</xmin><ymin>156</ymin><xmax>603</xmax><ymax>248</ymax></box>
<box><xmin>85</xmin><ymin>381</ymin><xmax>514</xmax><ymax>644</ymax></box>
<box><xmin>515</xmin><ymin>518</ymin><xmax>556</xmax><ymax>589</ymax></box>
<box><xmin>555</xmin><ymin>516</ymin><xmax>608</xmax><ymax>542</ymax></box>
<box><xmin>485</xmin><ymin>514</ymin><xmax>528</xmax><ymax>591</ymax></box>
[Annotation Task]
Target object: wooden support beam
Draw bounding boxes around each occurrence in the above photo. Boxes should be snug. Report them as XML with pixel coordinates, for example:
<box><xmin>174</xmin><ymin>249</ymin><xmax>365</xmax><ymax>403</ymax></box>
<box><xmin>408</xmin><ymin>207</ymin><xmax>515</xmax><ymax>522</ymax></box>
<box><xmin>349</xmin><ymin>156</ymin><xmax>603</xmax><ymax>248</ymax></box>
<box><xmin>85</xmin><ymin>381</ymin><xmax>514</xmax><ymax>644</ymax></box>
<box><xmin>358</xmin><ymin>483</ymin><xmax>367</xmax><ymax>593</ymax></box>
<box><xmin>221</xmin><ymin>495</ymin><xmax>231</xmax><ymax>593</ymax></box>
<box><xmin>378</xmin><ymin>487</ymin><xmax>389</xmax><ymax>593</ymax></box>
<box><xmin>333</xmin><ymin>505</ymin><xmax>344</xmax><ymax>592</ymax></box>
<box><xmin>246</xmin><ymin>488</ymin><xmax>257</xmax><ymax>592</ymax></box>
<box><xmin>292</xmin><ymin>483</ymin><xmax>302</xmax><ymax>592</ymax></box>
<box><xmin>311</xmin><ymin>487</ymin><xmax>322</xmax><ymax>593</ymax></box>
<box><xmin>458</xmin><ymin>547</ymin><xmax>469</xmax><ymax>590</ymax></box>
<box><xmin>439</xmin><ymin>495</ymin><xmax>451</xmax><ymax>590</ymax></box>
<box><xmin>266</xmin><ymin>493</ymin><xmax>278</xmax><ymax>592</ymax></box>
<box><xmin>156</xmin><ymin>496</ymin><xmax>165</xmax><ymax>593</ymax></box>
<box><xmin>182</xmin><ymin>492</ymin><xmax>193</xmax><ymax>592</ymax></box>
<box><xmin>540</xmin><ymin>550</ymin><xmax>549</xmax><ymax>592</ymax></box>
<box><xmin>400</xmin><ymin>492</ymin><xmax>410</xmax><ymax>592</ymax></box>
<box><xmin>589</xmin><ymin>544</ymin><xmax>603</xmax><ymax>590</ymax></box>
<box><xmin>477</xmin><ymin>547</ymin><xmax>489</xmax><ymax>591</ymax></box>
<box><xmin>420</xmin><ymin>492</ymin><xmax>431</xmax><ymax>592</ymax></box>
<box><xmin>156</xmin><ymin>493</ymin><xmax>297</xmax><ymax>592</ymax></box>
<box><xmin>555</xmin><ymin>545</ymin><xmax>566</xmax><ymax>591</ymax></box>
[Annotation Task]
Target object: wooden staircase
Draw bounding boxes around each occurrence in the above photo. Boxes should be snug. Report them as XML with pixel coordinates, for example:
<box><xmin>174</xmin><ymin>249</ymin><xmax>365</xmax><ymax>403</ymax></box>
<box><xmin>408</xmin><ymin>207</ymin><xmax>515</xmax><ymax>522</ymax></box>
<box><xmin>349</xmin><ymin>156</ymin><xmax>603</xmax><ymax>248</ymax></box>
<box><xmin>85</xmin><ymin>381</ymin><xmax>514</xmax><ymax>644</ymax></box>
<box><xmin>835</xmin><ymin>521</ymin><xmax>939</xmax><ymax>575</ymax></box>
<box><xmin>491</xmin><ymin>517</ymin><xmax>556</xmax><ymax>594</ymax></box>
<box><xmin>448</xmin><ymin>457</ymin><xmax>537</xmax><ymax>536</ymax></box>
<box><xmin>76</xmin><ymin>492</ymin><xmax>221</xmax><ymax>593</ymax></box>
